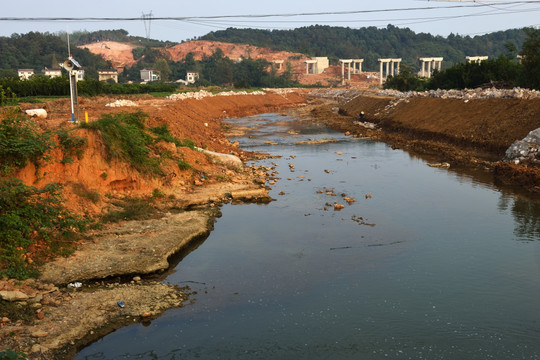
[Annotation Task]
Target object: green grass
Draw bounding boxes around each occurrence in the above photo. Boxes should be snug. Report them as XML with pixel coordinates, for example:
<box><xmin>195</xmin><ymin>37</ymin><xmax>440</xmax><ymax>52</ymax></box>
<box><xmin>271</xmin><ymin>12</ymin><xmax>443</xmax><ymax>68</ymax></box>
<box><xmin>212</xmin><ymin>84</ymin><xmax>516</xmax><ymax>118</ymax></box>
<box><xmin>150</xmin><ymin>124</ymin><xmax>196</xmax><ymax>149</ymax></box>
<box><xmin>80</xmin><ymin>111</ymin><xmax>162</xmax><ymax>175</ymax></box>
<box><xmin>148</xmin><ymin>91</ymin><xmax>175</xmax><ymax>97</ymax></box>
<box><xmin>57</xmin><ymin>128</ymin><xmax>87</xmax><ymax>163</ymax></box>
<box><xmin>18</xmin><ymin>95</ymin><xmax>66</xmax><ymax>103</ymax></box>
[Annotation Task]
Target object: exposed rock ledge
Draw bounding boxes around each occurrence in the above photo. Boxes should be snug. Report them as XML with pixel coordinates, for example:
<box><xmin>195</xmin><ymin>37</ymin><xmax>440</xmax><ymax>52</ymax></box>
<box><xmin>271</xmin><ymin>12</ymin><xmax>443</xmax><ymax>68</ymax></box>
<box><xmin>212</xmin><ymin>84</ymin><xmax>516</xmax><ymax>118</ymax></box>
<box><xmin>40</xmin><ymin>211</ymin><xmax>214</xmax><ymax>285</ymax></box>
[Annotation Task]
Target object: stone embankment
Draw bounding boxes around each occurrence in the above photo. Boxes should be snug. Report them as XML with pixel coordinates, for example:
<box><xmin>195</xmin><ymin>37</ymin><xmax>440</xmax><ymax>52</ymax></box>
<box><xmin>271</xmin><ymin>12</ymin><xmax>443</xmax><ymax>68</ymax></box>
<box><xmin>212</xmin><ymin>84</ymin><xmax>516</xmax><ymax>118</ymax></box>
<box><xmin>376</xmin><ymin>87</ymin><xmax>540</xmax><ymax>100</ymax></box>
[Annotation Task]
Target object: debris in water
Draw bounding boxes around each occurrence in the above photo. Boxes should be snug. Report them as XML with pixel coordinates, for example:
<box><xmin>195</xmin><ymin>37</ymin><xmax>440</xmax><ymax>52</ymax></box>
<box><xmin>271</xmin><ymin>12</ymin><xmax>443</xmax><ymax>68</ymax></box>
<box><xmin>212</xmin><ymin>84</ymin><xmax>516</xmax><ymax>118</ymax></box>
<box><xmin>427</xmin><ymin>162</ymin><xmax>450</xmax><ymax>168</ymax></box>
<box><xmin>334</xmin><ymin>203</ymin><xmax>345</xmax><ymax>210</ymax></box>
<box><xmin>352</xmin><ymin>215</ymin><xmax>376</xmax><ymax>227</ymax></box>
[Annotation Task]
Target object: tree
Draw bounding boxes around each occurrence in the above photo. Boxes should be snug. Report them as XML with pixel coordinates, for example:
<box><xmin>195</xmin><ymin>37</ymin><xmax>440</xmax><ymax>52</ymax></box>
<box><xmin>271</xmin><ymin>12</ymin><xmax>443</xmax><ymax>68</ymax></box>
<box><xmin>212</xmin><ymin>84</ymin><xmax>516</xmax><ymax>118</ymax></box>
<box><xmin>51</xmin><ymin>53</ymin><xmax>60</xmax><ymax>69</ymax></box>
<box><xmin>521</xmin><ymin>27</ymin><xmax>540</xmax><ymax>90</ymax></box>
<box><xmin>153</xmin><ymin>59</ymin><xmax>172</xmax><ymax>82</ymax></box>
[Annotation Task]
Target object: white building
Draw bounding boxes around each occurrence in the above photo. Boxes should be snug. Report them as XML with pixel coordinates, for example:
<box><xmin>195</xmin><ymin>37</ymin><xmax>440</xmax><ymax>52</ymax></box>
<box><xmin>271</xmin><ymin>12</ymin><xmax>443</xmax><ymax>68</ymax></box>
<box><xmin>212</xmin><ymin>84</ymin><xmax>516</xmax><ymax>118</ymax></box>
<box><xmin>41</xmin><ymin>68</ymin><xmax>62</xmax><ymax>78</ymax></box>
<box><xmin>186</xmin><ymin>71</ymin><xmax>199</xmax><ymax>84</ymax></box>
<box><xmin>98</xmin><ymin>70</ymin><xmax>118</xmax><ymax>83</ymax></box>
<box><xmin>140</xmin><ymin>69</ymin><xmax>160</xmax><ymax>82</ymax></box>
<box><xmin>18</xmin><ymin>69</ymin><xmax>34</xmax><ymax>80</ymax></box>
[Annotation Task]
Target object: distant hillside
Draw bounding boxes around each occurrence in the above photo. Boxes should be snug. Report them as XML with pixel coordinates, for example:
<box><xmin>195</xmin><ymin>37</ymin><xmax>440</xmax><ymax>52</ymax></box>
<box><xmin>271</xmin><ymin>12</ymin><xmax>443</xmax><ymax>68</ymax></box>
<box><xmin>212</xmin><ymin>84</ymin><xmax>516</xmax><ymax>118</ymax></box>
<box><xmin>200</xmin><ymin>25</ymin><xmax>527</xmax><ymax>71</ymax></box>
<box><xmin>62</xmin><ymin>29</ymin><xmax>175</xmax><ymax>48</ymax></box>
<box><xmin>0</xmin><ymin>32</ymin><xmax>113</xmax><ymax>79</ymax></box>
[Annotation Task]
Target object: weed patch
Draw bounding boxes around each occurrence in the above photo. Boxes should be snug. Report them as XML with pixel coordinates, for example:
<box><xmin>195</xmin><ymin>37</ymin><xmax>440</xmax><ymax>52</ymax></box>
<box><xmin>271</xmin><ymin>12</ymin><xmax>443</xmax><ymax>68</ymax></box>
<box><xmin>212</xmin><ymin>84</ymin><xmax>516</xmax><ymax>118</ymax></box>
<box><xmin>80</xmin><ymin>111</ymin><xmax>162</xmax><ymax>175</ymax></box>
<box><xmin>0</xmin><ymin>111</ymin><xmax>53</xmax><ymax>175</ymax></box>
<box><xmin>150</xmin><ymin>124</ymin><xmax>196</xmax><ymax>149</ymax></box>
<box><xmin>100</xmin><ymin>197</ymin><xmax>159</xmax><ymax>223</ymax></box>
<box><xmin>72</xmin><ymin>183</ymin><xmax>100</xmax><ymax>203</ymax></box>
<box><xmin>0</xmin><ymin>178</ymin><xmax>88</xmax><ymax>279</ymax></box>
<box><xmin>57</xmin><ymin>129</ymin><xmax>87</xmax><ymax>164</ymax></box>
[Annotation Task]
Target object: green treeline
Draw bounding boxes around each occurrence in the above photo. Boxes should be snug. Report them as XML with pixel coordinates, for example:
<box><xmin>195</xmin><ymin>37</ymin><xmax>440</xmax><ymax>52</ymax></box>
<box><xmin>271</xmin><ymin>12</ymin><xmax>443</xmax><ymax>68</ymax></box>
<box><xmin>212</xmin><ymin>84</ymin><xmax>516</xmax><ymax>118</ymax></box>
<box><xmin>200</xmin><ymin>25</ymin><xmax>527</xmax><ymax>71</ymax></box>
<box><xmin>0</xmin><ymin>77</ymin><xmax>176</xmax><ymax>98</ymax></box>
<box><xmin>384</xmin><ymin>28</ymin><xmax>540</xmax><ymax>91</ymax></box>
<box><xmin>0</xmin><ymin>32</ymin><xmax>113</xmax><ymax>79</ymax></box>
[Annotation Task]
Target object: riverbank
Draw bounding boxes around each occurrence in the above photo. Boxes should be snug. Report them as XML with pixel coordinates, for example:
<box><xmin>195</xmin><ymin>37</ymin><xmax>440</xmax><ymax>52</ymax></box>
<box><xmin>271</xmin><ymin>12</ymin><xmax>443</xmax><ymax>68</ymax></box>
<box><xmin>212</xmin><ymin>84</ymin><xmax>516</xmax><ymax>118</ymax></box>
<box><xmin>306</xmin><ymin>89</ymin><xmax>540</xmax><ymax>192</ymax></box>
<box><xmin>0</xmin><ymin>90</ymin><xmax>307</xmax><ymax>359</ymax></box>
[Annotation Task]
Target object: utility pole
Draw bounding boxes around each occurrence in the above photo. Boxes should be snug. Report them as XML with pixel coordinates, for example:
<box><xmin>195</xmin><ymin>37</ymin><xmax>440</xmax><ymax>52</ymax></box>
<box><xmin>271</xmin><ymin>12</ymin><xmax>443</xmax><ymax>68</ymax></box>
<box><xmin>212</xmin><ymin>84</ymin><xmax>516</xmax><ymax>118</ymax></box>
<box><xmin>142</xmin><ymin>11</ymin><xmax>153</xmax><ymax>40</ymax></box>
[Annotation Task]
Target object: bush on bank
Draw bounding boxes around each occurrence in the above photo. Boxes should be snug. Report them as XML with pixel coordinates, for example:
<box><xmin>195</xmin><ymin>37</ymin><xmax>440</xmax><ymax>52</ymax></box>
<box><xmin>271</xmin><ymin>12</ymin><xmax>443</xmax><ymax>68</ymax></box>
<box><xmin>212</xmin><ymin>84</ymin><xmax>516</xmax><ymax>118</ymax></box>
<box><xmin>0</xmin><ymin>112</ymin><xmax>90</xmax><ymax>279</ymax></box>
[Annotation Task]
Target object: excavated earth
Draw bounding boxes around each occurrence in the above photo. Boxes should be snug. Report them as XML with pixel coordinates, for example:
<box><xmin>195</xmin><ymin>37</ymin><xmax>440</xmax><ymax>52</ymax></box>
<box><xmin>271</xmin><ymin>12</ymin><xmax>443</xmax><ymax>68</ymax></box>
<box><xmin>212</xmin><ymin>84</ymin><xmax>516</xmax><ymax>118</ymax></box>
<box><xmin>2</xmin><ymin>88</ymin><xmax>540</xmax><ymax>359</ymax></box>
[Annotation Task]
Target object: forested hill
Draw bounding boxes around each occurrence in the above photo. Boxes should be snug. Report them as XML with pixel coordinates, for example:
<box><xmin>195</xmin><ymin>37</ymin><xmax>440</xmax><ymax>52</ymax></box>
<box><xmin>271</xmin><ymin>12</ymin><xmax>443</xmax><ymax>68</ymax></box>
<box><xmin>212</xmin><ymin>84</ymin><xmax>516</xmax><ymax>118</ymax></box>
<box><xmin>200</xmin><ymin>25</ymin><xmax>527</xmax><ymax>71</ymax></box>
<box><xmin>0</xmin><ymin>32</ymin><xmax>113</xmax><ymax>79</ymax></box>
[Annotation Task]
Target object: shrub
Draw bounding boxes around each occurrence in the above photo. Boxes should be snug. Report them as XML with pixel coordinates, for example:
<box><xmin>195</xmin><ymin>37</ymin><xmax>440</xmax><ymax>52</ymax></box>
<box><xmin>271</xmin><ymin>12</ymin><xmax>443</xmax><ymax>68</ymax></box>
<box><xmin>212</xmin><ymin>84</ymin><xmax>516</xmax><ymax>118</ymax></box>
<box><xmin>57</xmin><ymin>129</ymin><xmax>87</xmax><ymax>163</ymax></box>
<box><xmin>177</xmin><ymin>159</ymin><xmax>192</xmax><ymax>170</ymax></box>
<box><xmin>384</xmin><ymin>64</ymin><xmax>429</xmax><ymax>91</ymax></box>
<box><xmin>0</xmin><ymin>112</ymin><xmax>53</xmax><ymax>175</ymax></box>
<box><xmin>72</xmin><ymin>183</ymin><xmax>100</xmax><ymax>203</ymax></box>
<box><xmin>150</xmin><ymin>124</ymin><xmax>196</xmax><ymax>149</ymax></box>
<box><xmin>0</xmin><ymin>178</ymin><xmax>88</xmax><ymax>279</ymax></box>
<box><xmin>0</xmin><ymin>349</ymin><xmax>27</xmax><ymax>360</ymax></box>
<box><xmin>80</xmin><ymin>111</ymin><xmax>162</xmax><ymax>175</ymax></box>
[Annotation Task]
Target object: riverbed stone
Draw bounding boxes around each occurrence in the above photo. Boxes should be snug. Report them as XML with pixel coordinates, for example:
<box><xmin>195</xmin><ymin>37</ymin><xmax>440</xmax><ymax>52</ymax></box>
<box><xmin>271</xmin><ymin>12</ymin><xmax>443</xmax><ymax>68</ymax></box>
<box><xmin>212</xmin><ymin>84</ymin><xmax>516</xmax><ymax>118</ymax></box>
<box><xmin>0</xmin><ymin>290</ymin><xmax>29</xmax><ymax>302</ymax></box>
<box><xmin>505</xmin><ymin>128</ymin><xmax>540</xmax><ymax>164</ymax></box>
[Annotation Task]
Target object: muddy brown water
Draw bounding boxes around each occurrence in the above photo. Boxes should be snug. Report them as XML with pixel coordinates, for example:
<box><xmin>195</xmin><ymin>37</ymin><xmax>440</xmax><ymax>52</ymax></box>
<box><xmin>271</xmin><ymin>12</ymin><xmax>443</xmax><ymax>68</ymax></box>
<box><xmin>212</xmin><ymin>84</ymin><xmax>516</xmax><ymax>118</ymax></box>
<box><xmin>75</xmin><ymin>113</ymin><xmax>540</xmax><ymax>359</ymax></box>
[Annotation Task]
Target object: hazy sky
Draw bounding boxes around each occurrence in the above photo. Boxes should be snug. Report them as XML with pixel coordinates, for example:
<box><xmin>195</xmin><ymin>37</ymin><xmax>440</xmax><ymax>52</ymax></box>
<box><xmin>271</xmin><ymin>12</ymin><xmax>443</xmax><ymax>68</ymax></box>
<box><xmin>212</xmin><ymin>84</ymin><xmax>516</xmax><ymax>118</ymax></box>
<box><xmin>1</xmin><ymin>0</ymin><xmax>539</xmax><ymax>42</ymax></box>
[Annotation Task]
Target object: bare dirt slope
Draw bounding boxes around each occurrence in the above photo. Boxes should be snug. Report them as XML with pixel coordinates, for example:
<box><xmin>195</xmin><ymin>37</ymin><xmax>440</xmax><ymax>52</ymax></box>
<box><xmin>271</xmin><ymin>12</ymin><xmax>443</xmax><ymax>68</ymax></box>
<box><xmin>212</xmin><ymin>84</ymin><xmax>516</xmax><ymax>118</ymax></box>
<box><xmin>78</xmin><ymin>41</ymin><xmax>137</xmax><ymax>69</ymax></box>
<box><xmin>341</xmin><ymin>95</ymin><xmax>540</xmax><ymax>157</ymax></box>
<box><xmin>166</xmin><ymin>40</ymin><xmax>307</xmax><ymax>63</ymax></box>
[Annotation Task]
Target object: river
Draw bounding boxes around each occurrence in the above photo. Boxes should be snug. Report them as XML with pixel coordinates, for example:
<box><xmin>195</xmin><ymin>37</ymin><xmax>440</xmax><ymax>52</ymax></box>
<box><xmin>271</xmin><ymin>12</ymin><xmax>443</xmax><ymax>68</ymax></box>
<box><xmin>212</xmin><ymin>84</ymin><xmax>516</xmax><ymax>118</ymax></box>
<box><xmin>75</xmin><ymin>113</ymin><xmax>540</xmax><ymax>359</ymax></box>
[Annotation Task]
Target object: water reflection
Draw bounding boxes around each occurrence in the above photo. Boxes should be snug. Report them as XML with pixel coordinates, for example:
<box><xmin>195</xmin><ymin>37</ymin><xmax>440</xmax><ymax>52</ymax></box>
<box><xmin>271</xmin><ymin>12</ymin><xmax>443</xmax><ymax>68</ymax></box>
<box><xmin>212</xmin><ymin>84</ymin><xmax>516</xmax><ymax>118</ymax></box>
<box><xmin>505</xmin><ymin>196</ymin><xmax>540</xmax><ymax>241</ymax></box>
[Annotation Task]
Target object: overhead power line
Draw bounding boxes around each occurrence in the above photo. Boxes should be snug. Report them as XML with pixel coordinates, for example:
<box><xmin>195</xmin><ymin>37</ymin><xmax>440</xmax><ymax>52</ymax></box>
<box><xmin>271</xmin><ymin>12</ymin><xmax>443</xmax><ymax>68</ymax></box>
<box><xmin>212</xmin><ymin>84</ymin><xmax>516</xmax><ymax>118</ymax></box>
<box><xmin>1</xmin><ymin>1</ymin><xmax>540</xmax><ymax>22</ymax></box>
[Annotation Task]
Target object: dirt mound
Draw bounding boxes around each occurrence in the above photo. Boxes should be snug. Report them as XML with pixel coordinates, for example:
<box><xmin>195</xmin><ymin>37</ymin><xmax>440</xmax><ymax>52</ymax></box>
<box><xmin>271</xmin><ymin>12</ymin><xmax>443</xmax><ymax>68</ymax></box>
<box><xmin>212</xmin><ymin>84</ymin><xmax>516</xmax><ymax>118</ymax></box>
<box><xmin>78</xmin><ymin>41</ymin><xmax>138</xmax><ymax>69</ymax></box>
<box><xmin>343</xmin><ymin>95</ymin><xmax>540</xmax><ymax>156</ymax></box>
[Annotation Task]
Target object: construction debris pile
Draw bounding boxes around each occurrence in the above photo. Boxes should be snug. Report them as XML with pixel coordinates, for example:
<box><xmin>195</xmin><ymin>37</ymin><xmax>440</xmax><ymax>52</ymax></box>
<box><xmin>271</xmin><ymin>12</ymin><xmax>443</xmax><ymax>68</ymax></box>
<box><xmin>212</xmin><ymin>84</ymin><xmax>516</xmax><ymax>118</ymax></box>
<box><xmin>376</xmin><ymin>87</ymin><xmax>540</xmax><ymax>100</ymax></box>
<box><xmin>309</xmin><ymin>89</ymin><xmax>367</xmax><ymax>103</ymax></box>
<box><xmin>505</xmin><ymin>128</ymin><xmax>540</xmax><ymax>164</ymax></box>
<box><xmin>166</xmin><ymin>90</ymin><xmax>265</xmax><ymax>101</ymax></box>
<box><xmin>105</xmin><ymin>99</ymin><xmax>138</xmax><ymax>107</ymax></box>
